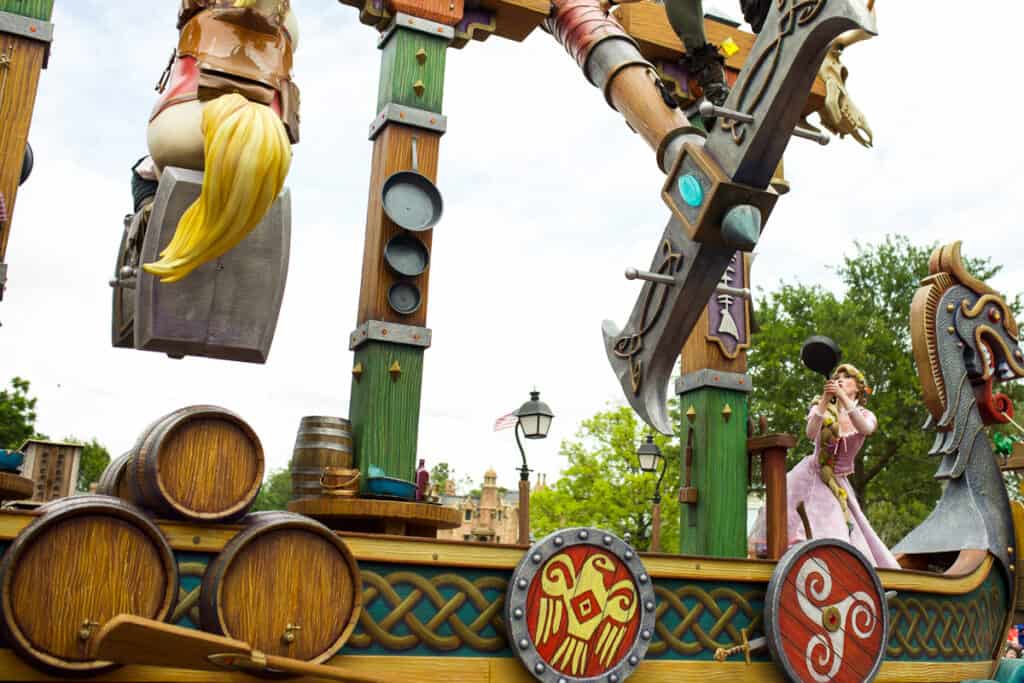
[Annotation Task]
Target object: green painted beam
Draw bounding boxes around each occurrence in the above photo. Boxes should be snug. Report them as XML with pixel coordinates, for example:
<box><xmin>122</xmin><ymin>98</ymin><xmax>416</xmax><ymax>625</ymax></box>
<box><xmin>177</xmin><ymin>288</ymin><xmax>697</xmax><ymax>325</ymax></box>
<box><xmin>348</xmin><ymin>341</ymin><xmax>425</xmax><ymax>491</ymax></box>
<box><xmin>0</xmin><ymin>0</ymin><xmax>53</xmax><ymax>20</ymax></box>
<box><xmin>679</xmin><ymin>387</ymin><xmax>749</xmax><ymax>558</ymax></box>
<box><xmin>377</xmin><ymin>28</ymin><xmax>447</xmax><ymax>114</ymax></box>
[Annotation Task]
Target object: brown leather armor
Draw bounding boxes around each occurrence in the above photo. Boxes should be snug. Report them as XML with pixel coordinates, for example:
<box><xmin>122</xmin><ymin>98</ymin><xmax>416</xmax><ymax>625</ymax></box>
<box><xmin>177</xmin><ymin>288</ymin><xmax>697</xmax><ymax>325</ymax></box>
<box><xmin>172</xmin><ymin>1</ymin><xmax>300</xmax><ymax>142</ymax></box>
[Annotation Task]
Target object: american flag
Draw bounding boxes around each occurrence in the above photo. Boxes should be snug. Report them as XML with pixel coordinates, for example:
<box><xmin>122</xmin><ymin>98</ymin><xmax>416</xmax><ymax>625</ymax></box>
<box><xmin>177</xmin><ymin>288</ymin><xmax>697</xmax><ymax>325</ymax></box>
<box><xmin>493</xmin><ymin>412</ymin><xmax>518</xmax><ymax>431</ymax></box>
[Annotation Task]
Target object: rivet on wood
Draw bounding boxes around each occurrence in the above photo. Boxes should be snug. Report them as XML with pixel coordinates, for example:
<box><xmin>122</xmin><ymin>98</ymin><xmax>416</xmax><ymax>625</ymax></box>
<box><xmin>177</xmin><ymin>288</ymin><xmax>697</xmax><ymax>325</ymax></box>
<box><xmin>353</xmin><ymin>362</ymin><xmax>364</xmax><ymax>382</ymax></box>
<box><xmin>416</xmin><ymin>48</ymin><xmax>427</xmax><ymax>65</ymax></box>
<box><xmin>686</xmin><ymin>406</ymin><xmax>697</xmax><ymax>423</ymax></box>
<box><xmin>78</xmin><ymin>620</ymin><xmax>99</xmax><ymax>642</ymax></box>
<box><xmin>413</xmin><ymin>80</ymin><xmax>425</xmax><ymax>97</ymax></box>
<box><xmin>389</xmin><ymin>360</ymin><xmax>402</xmax><ymax>380</ymax></box>
<box><xmin>721</xmin><ymin>404</ymin><xmax>733</xmax><ymax>422</ymax></box>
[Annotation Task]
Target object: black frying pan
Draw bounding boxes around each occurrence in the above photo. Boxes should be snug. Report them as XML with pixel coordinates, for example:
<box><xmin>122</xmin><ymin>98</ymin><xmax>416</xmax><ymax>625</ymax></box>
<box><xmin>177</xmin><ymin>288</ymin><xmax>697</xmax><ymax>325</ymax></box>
<box><xmin>381</xmin><ymin>136</ymin><xmax>443</xmax><ymax>232</ymax></box>
<box><xmin>800</xmin><ymin>335</ymin><xmax>842</xmax><ymax>378</ymax></box>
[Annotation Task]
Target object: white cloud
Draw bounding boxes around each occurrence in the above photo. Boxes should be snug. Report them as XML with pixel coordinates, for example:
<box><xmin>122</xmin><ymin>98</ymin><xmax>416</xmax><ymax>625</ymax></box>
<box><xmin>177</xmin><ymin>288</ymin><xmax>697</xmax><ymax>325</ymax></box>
<box><xmin>2</xmin><ymin>0</ymin><xmax>1023</xmax><ymax>492</ymax></box>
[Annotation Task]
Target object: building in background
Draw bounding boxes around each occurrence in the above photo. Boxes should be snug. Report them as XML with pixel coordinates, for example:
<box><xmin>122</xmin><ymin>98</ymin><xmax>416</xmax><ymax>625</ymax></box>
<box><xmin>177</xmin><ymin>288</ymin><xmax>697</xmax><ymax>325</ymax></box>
<box><xmin>19</xmin><ymin>439</ymin><xmax>83</xmax><ymax>502</ymax></box>
<box><xmin>438</xmin><ymin>467</ymin><xmax>545</xmax><ymax>544</ymax></box>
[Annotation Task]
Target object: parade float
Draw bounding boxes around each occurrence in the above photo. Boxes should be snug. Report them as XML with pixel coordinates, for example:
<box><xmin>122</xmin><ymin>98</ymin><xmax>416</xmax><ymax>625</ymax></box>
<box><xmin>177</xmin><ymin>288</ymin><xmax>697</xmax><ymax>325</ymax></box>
<box><xmin>1</xmin><ymin>0</ymin><xmax>1023</xmax><ymax>682</ymax></box>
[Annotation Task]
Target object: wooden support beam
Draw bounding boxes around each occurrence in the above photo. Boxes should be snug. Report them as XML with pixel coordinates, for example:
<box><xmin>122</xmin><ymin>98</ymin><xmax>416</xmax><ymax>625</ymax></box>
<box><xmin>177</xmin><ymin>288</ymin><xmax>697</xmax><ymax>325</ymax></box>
<box><xmin>747</xmin><ymin>433</ymin><xmax>796</xmax><ymax>559</ymax></box>
<box><xmin>0</xmin><ymin>18</ymin><xmax>48</xmax><ymax>262</ymax></box>
<box><xmin>614</xmin><ymin>3</ymin><xmax>826</xmax><ymax>112</ymax></box>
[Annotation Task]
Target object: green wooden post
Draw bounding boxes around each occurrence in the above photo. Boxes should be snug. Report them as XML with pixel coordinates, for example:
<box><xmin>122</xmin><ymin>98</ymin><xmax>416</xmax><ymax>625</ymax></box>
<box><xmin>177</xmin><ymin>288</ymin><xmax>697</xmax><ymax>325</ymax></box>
<box><xmin>0</xmin><ymin>0</ymin><xmax>53</xmax><ymax>20</ymax></box>
<box><xmin>678</xmin><ymin>384</ymin><xmax>749</xmax><ymax>557</ymax></box>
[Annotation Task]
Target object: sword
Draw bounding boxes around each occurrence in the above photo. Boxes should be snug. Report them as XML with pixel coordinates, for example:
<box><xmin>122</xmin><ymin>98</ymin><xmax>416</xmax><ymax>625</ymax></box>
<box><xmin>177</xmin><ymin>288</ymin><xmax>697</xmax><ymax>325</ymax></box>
<box><xmin>603</xmin><ymin>0</ymin><xmax>877</xmax><ymax>434</ymax></box>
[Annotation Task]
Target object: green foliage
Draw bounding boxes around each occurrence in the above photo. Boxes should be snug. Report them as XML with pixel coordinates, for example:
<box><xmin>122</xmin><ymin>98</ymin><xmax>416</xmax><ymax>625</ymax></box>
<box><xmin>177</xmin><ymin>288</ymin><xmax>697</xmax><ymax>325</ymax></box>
<box><xmin>748</xmin><ymin>235</ymin><xmax>1022</xmax><ymax>546</ymax></box>
<box><xmin>0</xmin><ymin>377</ymin><xmax>38</xmax><ymax>450</ymax></box>
<box><xmin>531</xmin><ymin>403</ymin><xmax>679</xmax><ymax>552</ymax></box>
<box><xmin>430</xmin><ymin>462</ymin><xmax>452</xmax><ymax>493</ymax></box>
<box><xmin>251</xmin><ymin>468</ymin><xmax>291</xmax><ymax>511</ymax></box>
<box><xmin>71</xmin><ymin>437</ymin><xmax>110</xmax><ymax>493</ymax></box>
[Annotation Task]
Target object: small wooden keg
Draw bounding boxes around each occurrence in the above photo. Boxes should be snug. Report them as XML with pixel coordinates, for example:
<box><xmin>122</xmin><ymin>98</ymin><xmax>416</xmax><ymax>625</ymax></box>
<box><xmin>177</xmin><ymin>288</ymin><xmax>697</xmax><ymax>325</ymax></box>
<box><xmin>0</xmin><ymin>495</ymin><xmax>178</xmax><ymax>675</ymax></box>
<box><xmin>199</xmin><ymin>511</ymin><xmax>361</xmax><ymax>663</ymax></box>
<box><xmin>127</xmin><ymin>405</ymin><xmax>264</xmax><ymax>521</ymax></box>
<box><xmin>290</xmin><ymin>416</ymin><xmax>354</xmax><ymax>499</ymax></box>
<box><xmin>95</xmin><ymin>451</ymin><xmax>134</xmax><ymax>500</ymax></box>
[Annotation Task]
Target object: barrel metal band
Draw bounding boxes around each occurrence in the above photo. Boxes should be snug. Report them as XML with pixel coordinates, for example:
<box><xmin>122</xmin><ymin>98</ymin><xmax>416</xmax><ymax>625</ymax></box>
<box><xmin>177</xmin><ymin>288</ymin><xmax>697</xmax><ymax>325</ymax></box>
<box><xmin>350</xmin><ymin>320</ymin><xmax>432</xmax><ymax>350</ymax></box>
<box><xmin>378</xmin><ymin>12</ymin><xmax>455</xmax><ymax>49</ymax></box>
<box><xmin>676</xmin><ymin>369</ymin><xmax>752</xmax><ymax>395</ymax></box>
<box><xmin>369</xmin><ymin>103</ymin><xmax>448</xmax><ymax>140</ymax></box>
<box><xmin>0</xmin><ymin>10</ymin><xmax>53</xmax><ymax>67</ymax></box>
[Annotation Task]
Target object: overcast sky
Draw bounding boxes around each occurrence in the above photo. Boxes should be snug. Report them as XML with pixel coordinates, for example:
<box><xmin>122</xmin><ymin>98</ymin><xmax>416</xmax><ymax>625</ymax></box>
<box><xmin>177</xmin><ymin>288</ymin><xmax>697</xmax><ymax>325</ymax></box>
<box><xmin>2</xmin><ymin>1</ymin><xmax>1022</xmax><ymax>492</ymax></box>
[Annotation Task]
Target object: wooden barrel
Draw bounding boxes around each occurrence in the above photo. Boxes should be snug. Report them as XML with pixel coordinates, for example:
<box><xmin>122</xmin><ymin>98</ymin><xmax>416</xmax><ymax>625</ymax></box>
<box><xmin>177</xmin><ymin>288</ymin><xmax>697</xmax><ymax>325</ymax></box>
<box><xmin>95</xmin><ymin>451</ymin><xmax>134</xmax><ymax>499</ymax></box>
<box><xmin>126</xmin><ymin>405</ymin><xmax>264</xmax><ymax>521</ymax></box>
<box><xmin>199</xmin><ymin>511</ymin><xmax>361</xmax><ymax>663</ymax></box>
<box><xmin>290</xmin><ymin>416</ymin><xmax>354</xmax><ymax>499</ymax></box>
<box><xmin>0</xmin><ymin>495</ymin><xmax>178</xmax><ymax>675</ymax></box>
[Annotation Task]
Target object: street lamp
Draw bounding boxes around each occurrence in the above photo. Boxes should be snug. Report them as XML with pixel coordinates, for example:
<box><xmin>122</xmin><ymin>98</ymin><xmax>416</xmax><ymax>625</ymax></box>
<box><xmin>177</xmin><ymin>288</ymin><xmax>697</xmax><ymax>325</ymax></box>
<box><xmin>637</xmin><ymin>434</ymin><xmax>667</xmax><ymax>552</ymax></box>
<box><xmin>515</xmin><ymin>390</ymin><xmax>554</xmax><ymax>545</ymax></box>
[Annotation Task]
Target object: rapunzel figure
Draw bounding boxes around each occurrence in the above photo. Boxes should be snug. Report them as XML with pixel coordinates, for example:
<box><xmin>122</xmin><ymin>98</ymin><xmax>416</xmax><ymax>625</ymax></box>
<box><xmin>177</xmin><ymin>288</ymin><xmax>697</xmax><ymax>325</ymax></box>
<box><xmin>752</xmin><ymin>364</ymin><xmax>899</xmax><ymax>568</ymax></box>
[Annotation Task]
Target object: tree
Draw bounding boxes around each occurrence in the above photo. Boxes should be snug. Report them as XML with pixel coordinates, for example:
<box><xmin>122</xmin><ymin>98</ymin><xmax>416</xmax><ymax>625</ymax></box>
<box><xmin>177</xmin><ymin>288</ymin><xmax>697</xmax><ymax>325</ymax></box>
<box><xmin>0</xmin><ymin>377</ymin><xmax>38</xmax><ymax>449</ymax></box>
<box><xmin>531</xmin><ymin>403</ymin><xmax>680</xmax><ymax>552</ymax></box>
<box><xmin>430</xmin><ymin>462</ymin><xmax>452</xmax><ymax>494</ymax></box>
<box><xmin>72</xmin><ymin>438</ymin><xmax>111</xmax><ymax>492</ymax></box>
<box><xmin>747</xmin><ymin>235</ymin><xmax>1022</xmax><ymax>545</ymax></box>
<box><xmin>252</xmin><ymin>468</ymin><xmax>291</xmax><ymax>511</ymax></box>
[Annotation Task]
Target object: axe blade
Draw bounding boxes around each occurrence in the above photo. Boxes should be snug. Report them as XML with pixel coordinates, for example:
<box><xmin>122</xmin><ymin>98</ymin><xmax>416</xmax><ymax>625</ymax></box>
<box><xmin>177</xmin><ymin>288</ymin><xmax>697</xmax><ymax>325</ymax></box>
<box><xmin>603</xmin><ymin>0</ymin><xmax>878</xmax><ymax>434</ymax></box>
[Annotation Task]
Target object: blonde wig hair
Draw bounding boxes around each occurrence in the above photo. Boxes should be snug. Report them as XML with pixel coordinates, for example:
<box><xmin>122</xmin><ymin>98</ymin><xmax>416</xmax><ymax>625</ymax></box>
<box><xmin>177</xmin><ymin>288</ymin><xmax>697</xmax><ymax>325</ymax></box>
<box><xmin>143</xmin><ymin>93</ymin><xmax>291</xmax><ymax>282</ymax></box>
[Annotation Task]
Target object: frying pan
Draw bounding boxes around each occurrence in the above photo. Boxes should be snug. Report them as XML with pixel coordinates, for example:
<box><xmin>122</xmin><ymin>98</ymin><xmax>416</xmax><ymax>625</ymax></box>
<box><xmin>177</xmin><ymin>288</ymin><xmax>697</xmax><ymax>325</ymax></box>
<box><xmin>381</xmin><ymin>136</ymin><xmax>443</xmax><ymax>232</ymax></box>
<box><xmin>383</xmin><ymin>234</ymin><xmax>429</xmax><ymax>277</ymax></box>
<box><xmin>800</xmin><ymin>335</ymin><xmax>842</xmax><ymax>378</ymax></box>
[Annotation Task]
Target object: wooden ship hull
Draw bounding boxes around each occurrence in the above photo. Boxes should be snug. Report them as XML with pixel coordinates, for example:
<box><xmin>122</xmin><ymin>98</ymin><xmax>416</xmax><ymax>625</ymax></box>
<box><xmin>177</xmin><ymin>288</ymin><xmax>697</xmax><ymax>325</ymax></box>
<box><xmin>0</xmin><ymin>509</ymin><xmax>1012</xmax><ymax>683</ymax></box>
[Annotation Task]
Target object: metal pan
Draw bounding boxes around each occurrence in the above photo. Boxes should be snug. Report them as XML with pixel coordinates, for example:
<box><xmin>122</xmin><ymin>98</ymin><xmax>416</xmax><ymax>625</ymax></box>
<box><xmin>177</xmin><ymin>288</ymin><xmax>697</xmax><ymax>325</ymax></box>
<box><xmin>383</xmin><ymin>234</ymin><xmax>429</xmax><ymax>278</ymax></box>
<box><xmin>800</xmin><ymin>335</ymin><xmax>841</xmax><ymax>378</ymax></box>
<box><xmin>387</xmin><ymin>282</ymin><xmax>422</xmax><ymax>316</ymax></box>
<box><xmin>381</xmin><ymin>136</ymin><xmax>443</xmax><ymax>232</ymax></box>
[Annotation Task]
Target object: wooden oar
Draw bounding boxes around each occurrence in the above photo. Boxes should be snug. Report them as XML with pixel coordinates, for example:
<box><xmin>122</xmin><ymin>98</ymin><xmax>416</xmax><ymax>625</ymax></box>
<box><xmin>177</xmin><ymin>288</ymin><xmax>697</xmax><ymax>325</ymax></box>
<box><xmin>90</xmin><ymin>615</ymin><xmax>395</xmax><ymax>683</ymax></box>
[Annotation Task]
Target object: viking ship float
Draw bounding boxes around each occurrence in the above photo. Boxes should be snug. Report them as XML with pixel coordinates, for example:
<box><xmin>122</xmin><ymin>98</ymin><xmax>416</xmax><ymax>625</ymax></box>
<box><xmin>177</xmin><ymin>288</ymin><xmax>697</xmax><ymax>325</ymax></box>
<box><xmin>0</xmin><ymin>0</ymin><xmax>1022</xmax><ymax>682</ymax></box>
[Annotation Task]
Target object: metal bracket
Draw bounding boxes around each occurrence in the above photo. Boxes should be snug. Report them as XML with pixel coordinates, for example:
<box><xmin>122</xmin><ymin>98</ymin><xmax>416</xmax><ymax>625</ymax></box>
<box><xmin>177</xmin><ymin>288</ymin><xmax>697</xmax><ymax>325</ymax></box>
<box><xmin>676</xmin><ymin>369</ymin><xmax>753</xmax><ymax>395</ymax></box>
<box><xmin>350</xmin><ymin>320</ymin><xmax>432</xmax><ymax>350</ymax></box>
<box><xmin>369</xmin><ymin>103</ymin><xmax>447</xmax><ymax>141</ymax></box>
<box><xmin>0</xmin><ymin>10</ymin><xmax>54</xmax><ymax>68</ymax></box>
<box><xmin>378</xmin><ymin>12</ymin><xmax>455</xmax><ymax>48</ymax></box>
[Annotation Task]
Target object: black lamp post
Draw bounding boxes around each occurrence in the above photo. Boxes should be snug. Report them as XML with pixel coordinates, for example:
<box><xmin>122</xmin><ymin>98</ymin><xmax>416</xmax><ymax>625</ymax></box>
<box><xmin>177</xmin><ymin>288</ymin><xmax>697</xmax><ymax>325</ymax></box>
<box><xmin>637</xmin><ymin>434</ymin><xmax>666</xmax><ymax>552</ymax></box>
<box><xmin>514</xmin><ymin>390</ymin><xmax>554</xmax><ymax>545</ymax></box>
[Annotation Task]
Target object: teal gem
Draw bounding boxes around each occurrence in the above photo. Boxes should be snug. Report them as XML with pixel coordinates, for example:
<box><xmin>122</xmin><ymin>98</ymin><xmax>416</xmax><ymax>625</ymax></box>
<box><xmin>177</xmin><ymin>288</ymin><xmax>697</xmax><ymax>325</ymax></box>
<box><xmin>679</xmin><ymin>174</ymin><xmax>703</xmax><ymax>207</ymax></box>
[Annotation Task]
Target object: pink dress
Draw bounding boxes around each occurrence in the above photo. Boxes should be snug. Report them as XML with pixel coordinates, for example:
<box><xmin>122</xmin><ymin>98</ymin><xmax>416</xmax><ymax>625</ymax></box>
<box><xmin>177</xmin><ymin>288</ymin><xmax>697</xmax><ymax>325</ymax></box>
<box><xmin>753</xmin><ymin>406</ymin><xmax>899</xmax><ymax>569</ymax></box>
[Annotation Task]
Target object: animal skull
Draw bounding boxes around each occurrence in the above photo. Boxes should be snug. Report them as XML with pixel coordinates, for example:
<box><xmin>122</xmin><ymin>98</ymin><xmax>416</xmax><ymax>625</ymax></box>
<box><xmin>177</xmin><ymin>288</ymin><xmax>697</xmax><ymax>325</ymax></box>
<box><xmin>816</xmin><ymin>28</ymin><xmax>874</xmax><ymax>148</ymax></box>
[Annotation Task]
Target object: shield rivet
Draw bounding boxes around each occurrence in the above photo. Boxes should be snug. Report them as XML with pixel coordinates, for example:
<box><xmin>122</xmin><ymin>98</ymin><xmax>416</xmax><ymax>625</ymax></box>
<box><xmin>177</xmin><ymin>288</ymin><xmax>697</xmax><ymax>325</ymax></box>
<box><xmin>645</xmin><ymin>601</ymin><xmax>654</xmax><ymax>611</ymax></box>
<box><xmin>517</xmin><ymin>577</ymin><xmax>528</xmax><ymax>589</ymax></box>
<box><xmin>641</xmin><ymin>629</ymin><xmax>652</xmax><ymax>640</ymax></box>
<box><xmin>579</xmin><ymin>530</ymin><xmax>589</xmax><ymax>540</ymax></box>
<box><xmin>603</xmin><ymin>535</ymin><xmax>613</xmax><ymax>545</ymax></box>
<box><xmin>532</xmin><ymin>553</ymin><xmax>542</xmax><ymax>564</ymax></box>
<box><xmin>554</xmin><ymin>536</ymin><xmax>564</xmax><ymax>546</ymax></box>
<box><xmin>519</xmin><ymin>638</ymin><xmax>530</xmax><ymax>650</ymax></box>
<box><xmin>513</xmin><ymin>608</ymin><xmax>523</xmax><ymax>619</ymax></box>
<box><xmin>625</xmin><ymin>550</ymin><xmax>635</xmax><ymax>560</ymax></box>
<box><xmin>609</xmin><ymin>675</ymin><xmax>620</xmax><ymax>683</ymax></box>
<box><xmin>629</xmin><ymin>655</ymin><xmax>639</xmax><ymax>666</ymax></box>
<box><xmin>638</xmin><ymin>573</ymin><xmax>648</xmax><ymax>583</ymax></box>
<box><xmin>534</xmin><ymin>663</ymin><xmax>545</xmax><ymax>674</ymax></box>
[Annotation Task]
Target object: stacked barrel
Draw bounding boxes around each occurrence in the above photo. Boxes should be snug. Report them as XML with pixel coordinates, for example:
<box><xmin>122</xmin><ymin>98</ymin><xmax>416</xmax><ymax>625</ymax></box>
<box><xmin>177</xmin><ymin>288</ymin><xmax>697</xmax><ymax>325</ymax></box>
<box><xmin>1</xmin><ymin>405</ymin><xmax>363</xmax><ymax>676</ymax></box>
<box><xmin>289</xmin><ymin>416</ymin><xmax>359</xmax><ymax>500</ymax></box>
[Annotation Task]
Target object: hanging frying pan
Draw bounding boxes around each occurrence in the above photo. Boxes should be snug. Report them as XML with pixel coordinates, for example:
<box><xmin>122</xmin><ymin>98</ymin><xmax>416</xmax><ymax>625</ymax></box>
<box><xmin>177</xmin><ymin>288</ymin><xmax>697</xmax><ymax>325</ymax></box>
<box><xmin>800</xmin><ymin>335</ymin><xmax>842</xmax><ymax>378</ymax></box>
<box><xmin>387</xmin><ymin>282</ymin><xmax>422</xmax><ymax>315</ymax></box>
<box><xmin>381</xmin><ymin>136</ymin><xmax>443</xmax><ymax>232</ymax></box>
<box><xmin>383</xmin><ymin>234</ymin><xmax>429</xmax><ymax>277</ymax></box>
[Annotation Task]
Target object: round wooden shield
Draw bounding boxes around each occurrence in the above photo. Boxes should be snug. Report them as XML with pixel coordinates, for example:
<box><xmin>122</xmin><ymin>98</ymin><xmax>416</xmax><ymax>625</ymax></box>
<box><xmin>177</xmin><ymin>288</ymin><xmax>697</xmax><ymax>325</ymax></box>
<box><xmin>506</xmin><ymin>528</ymin><xmax>656</xmax><ymax>683</ymax></box>
<box><xmin>765</xmin><ymin>539</ymin><xmax>888</xmax><ymax>683</ymax></box>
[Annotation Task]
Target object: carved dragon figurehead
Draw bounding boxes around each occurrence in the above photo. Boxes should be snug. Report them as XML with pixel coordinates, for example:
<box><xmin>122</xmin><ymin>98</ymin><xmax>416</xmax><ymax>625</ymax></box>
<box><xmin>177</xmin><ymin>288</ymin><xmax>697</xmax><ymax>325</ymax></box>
<box><xmin>895</xmin><ymin>242</ymin><xmax>1023</xmax><ymax>568</ymax></box>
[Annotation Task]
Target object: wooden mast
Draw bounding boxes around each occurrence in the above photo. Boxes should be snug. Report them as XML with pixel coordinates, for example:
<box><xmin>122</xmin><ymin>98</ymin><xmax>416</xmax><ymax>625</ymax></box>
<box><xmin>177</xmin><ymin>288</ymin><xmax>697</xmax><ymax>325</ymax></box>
<box><xmin>0</xmin><ymin>1</ymin><xmax>53</xmax><ymax>298</ymax></box>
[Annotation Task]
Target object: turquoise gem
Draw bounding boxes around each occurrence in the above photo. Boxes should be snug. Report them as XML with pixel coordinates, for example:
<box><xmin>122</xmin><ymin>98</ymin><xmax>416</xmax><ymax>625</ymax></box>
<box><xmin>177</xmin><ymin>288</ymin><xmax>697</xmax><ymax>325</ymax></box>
<box><xmin>679</xmin><ymin>174</ymin><xmax>703</xmax><ymax>207</ymax></box>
